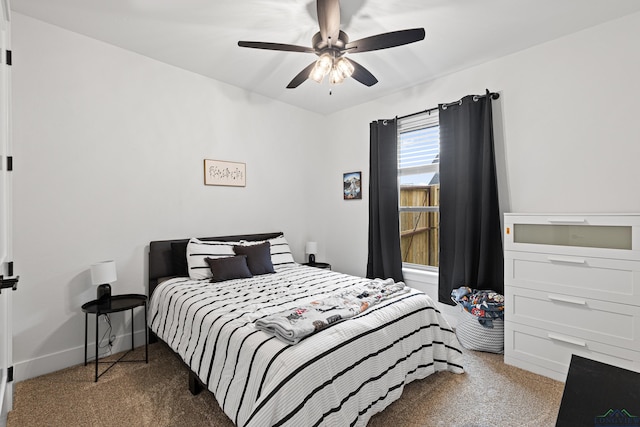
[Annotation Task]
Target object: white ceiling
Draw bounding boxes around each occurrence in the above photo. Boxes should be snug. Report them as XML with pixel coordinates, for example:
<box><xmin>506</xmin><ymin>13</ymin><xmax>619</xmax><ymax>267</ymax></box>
<box><xmin>10</xmin><ymin>0</ymin><xmax>640</xmax><ymax>115</ymax></box>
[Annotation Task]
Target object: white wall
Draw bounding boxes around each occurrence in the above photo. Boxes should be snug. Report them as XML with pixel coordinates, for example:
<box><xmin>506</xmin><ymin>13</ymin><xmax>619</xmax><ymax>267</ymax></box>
<box><xmin>11</xmin><ymin>13</ymin><xmax>324</xmax><ymax>380</ymax></box>
<box><xmin>312</xmin><ymin>12</ymin><xmax>640</xmax><ymax>318</ymax></box>
<box><xmin>12</xmin><ymin>9</ymin><xmax>640</xmax><ymax>380</ymax></box>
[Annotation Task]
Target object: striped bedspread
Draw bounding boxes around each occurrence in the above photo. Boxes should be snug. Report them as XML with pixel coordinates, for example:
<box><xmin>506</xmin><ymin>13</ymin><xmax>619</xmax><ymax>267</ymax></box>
<box><xmin>149</xmin><ymin>265</ymin><xmax>464</xmax><ymax>427</ymax></box>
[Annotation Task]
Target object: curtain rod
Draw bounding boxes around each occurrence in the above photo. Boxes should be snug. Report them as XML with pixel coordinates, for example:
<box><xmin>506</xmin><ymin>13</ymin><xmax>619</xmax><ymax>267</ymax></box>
<box><xmin>396</xmin><ymin>91</ymin><xmax>500</xmax><ymax>121</ymax></box>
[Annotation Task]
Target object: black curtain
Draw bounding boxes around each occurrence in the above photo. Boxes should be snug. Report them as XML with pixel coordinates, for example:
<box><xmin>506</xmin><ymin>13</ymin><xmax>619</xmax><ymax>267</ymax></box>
<box><xmin>438</xmin><ymin>91</ymin><xmax>503</xmax><ymax>304</ymax></box>
<box><xmin>367</xmin><ymin>119</ymin><xmax>404</xmax><ymax>282</ymax></box>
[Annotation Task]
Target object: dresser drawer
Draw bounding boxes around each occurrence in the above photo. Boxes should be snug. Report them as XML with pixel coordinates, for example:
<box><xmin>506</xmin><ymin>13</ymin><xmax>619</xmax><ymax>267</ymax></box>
<box><xmin>505</xmin><ymin>250</ymin><xmax>640</xmax><ymax>304</ymax></box>
<box><xmin>504</xmin><ymin>214</ymin><xmax>640</xmax><ymax>261</ymax></box>
<box><xmin>505</xmin><ymin>322</ymin><xmax>640</xmax><ymax>380</ymax></box>
<box><xmin>505</xmin><ymin>286</ymin><xmax>640</xmax><ymax>351</ymax></box>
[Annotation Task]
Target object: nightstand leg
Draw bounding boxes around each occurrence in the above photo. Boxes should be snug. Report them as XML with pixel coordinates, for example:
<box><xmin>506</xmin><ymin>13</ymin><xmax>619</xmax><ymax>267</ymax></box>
<box><xmin>84</xmin><ymin>312</ymin><xmax>88</xmax><ymax>366</ymax></box>
<box><xmin>130</xmin><ymin>308</ymin><xmax>134</xmax><ymax>350</ymax></box>
<box><xmin>95</xmin><ymin>314</ymin><xmax>99</xmax><ymax>382</ymax></box>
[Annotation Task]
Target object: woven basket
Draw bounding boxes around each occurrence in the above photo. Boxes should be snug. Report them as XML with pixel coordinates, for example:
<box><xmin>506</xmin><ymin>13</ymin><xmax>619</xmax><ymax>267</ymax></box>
<box><xmin>455</xmin><ymin>307</ymin><xmax>504</xmax><ymax>354</ymax></box>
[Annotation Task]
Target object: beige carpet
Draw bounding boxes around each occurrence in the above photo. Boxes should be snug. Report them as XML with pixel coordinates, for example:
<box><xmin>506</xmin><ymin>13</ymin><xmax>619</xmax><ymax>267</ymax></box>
<box><xmin>7</xmin><ymin>343</ymin><xmax>564</xmax><ymax>426</ymax></box>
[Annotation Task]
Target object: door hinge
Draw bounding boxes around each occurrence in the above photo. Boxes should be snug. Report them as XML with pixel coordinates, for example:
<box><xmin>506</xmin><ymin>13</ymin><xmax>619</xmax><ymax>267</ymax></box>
<box><xmin>5</xmin><ymin>50</ymin><xmax>11</xmax><ymax>66</ymax></box>
<box><xmin>7</xmin><ymin>366</ymin><xmax>13</xmax><ymax>382</ymax></box>
<box><xmin>7</xmin><ymin>156</ymin><xmax>12</xmax><ymax>171</ymax></box>
<box><xmin>0</xmin><ymin>262</ymin><xmax>19</xmax><ymax>293</ymax></box>
<box><xmin>0</xmin><ymin>276</ymin><xmax>19</xmax><ymax>292</ymax></box>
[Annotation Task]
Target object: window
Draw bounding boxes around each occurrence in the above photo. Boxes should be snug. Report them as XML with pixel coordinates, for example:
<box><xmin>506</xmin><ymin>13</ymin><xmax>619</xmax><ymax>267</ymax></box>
<box><xmin>398</xmin><ymin>111</ymin><xmax>440</xmax><ymax>269</ymax></box>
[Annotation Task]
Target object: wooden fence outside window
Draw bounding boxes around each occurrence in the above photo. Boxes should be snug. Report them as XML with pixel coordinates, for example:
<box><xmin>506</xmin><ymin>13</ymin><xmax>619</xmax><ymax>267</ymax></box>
<box><xmin>400</xmin><ymin>185</ymin><xmax>439</xmax><ymax>267</ymax></box>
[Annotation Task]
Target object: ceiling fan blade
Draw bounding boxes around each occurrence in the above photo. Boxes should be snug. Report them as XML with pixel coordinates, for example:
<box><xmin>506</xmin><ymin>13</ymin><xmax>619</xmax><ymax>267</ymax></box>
<box><xmin>348</xmin><ymin>59</ymin><xmax>378</xmax><ymax>87</ymax></box>
<box><xmin>286</xmin><ymin>62</ymin><xmax>317</xmax><ymax>89</ymax></box>
<box><xmin>238</xmin><ymin>41</ymin><xmax>315</xmax><ymax>53</ymax></box>
<box><xmin>345</xmin><ymin>28</ymin><xmax>425</xmax><ymax>53</ymax></box>
<box><xmin>317</xmin><ymin>0</ymin><xmax>341</xmax><ymax>44</ymax></box>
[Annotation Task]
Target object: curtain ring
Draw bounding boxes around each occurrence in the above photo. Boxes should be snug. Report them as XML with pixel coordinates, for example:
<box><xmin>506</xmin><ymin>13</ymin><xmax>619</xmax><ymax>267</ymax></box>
<box><xmin>473</xmin><ymin>95</ymin><xmax>479</xmax><ymax>102</ymax></box>
<box><xmin>458</xmin><ymin>99</ymin><xmax>463</xmax><ymax>105</ymax></box>
<box><xmin>382</xmin><ymin>119</ymin><xmax>388</xmax><ymax>126</ymax></box>
<box><xmin>442</xmin><ymin>105</ymin><xmax>447</xmax><ymax>110</ymax></box>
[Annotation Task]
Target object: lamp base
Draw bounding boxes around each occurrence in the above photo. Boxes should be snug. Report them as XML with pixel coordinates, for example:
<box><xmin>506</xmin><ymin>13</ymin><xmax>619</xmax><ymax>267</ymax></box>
<box><xmin>97</xmin><ymin>284</ymin><xmax>111</xmax><ymax>302</ymax></box>
<box><xmin>308</xmin><ymin>254</ymin><xmax>315</xmax><ymax>264</ymax></box>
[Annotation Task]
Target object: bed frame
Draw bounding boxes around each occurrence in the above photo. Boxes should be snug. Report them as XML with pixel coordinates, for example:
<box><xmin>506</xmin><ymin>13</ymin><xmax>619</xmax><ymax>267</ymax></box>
<box><xmin>147</xmin><ymin>231</ymin><xmax>284</xmax><ymax>394</ymax></box>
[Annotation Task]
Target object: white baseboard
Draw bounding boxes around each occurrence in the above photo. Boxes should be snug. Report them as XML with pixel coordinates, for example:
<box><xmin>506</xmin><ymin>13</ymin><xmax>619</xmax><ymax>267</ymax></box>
<box><xmin>0</xmin><ymin>381</ymin><xmax>10</xmax><ymax>427</ymax></box>
<box><xmin>13</xmin><ymin>329</ymin><xmax>148</xmax><ymax>382</ymax></box>
<box><xmin>504</xmin><ymin>355</ymin><xmax>567</xmax><ymax>382</ymax></box>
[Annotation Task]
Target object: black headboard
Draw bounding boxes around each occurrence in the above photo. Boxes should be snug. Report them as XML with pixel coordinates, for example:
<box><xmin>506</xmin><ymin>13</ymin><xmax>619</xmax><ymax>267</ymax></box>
<box><xmin>148</xmin><ymin>232</ymin><xmax>284</xmax><ymax>297</ymax></box>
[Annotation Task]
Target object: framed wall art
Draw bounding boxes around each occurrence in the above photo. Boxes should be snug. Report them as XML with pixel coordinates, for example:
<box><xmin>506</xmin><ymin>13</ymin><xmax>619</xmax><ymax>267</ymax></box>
<box><xmin>204</xmin><ymin>159</ymin><xmax>246</xmax><ymax>187</ymax></box>
<box><xmin>343</xmin><ymin>171</ymin><xmax>362</xmax><ymax>200</ymax></box>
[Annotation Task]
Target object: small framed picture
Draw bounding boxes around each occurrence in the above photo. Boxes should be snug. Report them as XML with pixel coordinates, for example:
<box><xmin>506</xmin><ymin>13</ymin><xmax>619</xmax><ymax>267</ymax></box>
<box><xmin>343</xmin><ymin>171</ymin><xmax>362</xmax><ymax>200</ymax></box>
<box><xmin>204</xmin><ymin>159</ymin><xmax>246</xmax><ymax>187</ymax></box>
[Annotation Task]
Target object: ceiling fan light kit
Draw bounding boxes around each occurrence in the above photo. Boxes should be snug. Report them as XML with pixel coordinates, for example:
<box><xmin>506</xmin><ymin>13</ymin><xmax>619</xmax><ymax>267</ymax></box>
<box><xmin>329</xmin><ymin>69</ymin><xmax>345</xmax><ymax>85</ymax></box>
<box><xmin>310</xmin><ymin>54</ymin><xmax>333</xmax><ymax>83</ymax></box>
<box><xmin>333</xmin><ymin>57</ymin><xmax>354</xmax><ymax>81</ymax></box>
<box><xmin>238</xmin><ymin>0</ymin><xmax>425</xmax><ymax>89</ymax></box>
<box><xmin>310</xmin><ymin>55</ymin><xmax>354</xmax><ymax>85</ymax></box>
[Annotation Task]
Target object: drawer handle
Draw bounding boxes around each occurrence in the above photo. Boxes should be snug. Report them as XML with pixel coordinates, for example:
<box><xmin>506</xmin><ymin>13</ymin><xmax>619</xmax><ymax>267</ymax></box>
<box><xmin>547</xmin><ymin>256</ymin><xmax>586</xmax><ymax>264</ymax></box>
<box><xmin>548</xmin><ymin>333</ymin><xmax>587</xmax><ymax>347</ymax></box>
<box><xmin>548</xmin><ymin>294</ymin><xmax>587</xmax><ymax>305</ymax></box>
<box><xmin>547</xmin><ymin>217</ymin><xmax>586</xmax><ymax>224</ymax></box>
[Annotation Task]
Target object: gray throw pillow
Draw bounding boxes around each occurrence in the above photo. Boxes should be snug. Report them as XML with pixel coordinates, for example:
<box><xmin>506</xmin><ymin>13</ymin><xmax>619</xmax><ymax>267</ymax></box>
<box><xmin>206</xmin><ymin>255</ymin><xmax>253</xmax><ymax>283</ymax></box>
<box><xmin>233</xmin><ymin>242</ymin><xmax>275</xmax><ymax>275</ymax></box>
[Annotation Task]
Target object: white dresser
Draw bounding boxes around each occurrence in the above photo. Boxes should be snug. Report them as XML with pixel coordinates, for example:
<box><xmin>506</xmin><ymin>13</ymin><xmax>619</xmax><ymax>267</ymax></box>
<box><xmin>503</xmin><ymin>213</ymin><xmax>640</xmax><ymax>381</ymax></box>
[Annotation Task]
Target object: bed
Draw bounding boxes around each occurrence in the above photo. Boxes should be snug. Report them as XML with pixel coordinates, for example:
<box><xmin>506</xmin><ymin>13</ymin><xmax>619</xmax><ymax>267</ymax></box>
<box><xmin>148</xmin><ymin>232</ymin><xmax>463</xmax><ymax>427</ymax></box>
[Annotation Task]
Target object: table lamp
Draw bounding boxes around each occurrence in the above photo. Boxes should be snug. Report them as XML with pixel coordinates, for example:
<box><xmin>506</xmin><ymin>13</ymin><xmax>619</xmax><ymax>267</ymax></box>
<box><xmin>305</xmin><ymin>242</ymin><xmax>318</xmax><ymax>264</ymax></box>
<box><xmin>90</xmin><ymin>260</ymin><xmax>117</xmax><ymax>302</ymax></box>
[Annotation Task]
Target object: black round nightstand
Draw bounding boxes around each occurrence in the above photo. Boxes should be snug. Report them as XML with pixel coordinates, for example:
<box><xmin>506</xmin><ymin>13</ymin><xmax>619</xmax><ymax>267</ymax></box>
<box><xmin>82</xmin><ymin>294</ymin><xmax>148</xmax><ymax>382</ymax></box>
<box><xmin>303</xmin><ymin>262</ymin><xmax>331</xmax><ymax>270</ymax></box>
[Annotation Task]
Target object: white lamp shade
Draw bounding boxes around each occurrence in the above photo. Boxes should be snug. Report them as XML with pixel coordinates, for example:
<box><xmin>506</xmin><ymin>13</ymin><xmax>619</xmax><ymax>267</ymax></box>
<box><xmin>305</xmin><ymin>242</ymin><xmax>318</xmax><ymax>255</ymax></box>
<box><xmin>90</xmin><ymin>260</ymin><xmax>117</xmax><ymax>285</ymax></box>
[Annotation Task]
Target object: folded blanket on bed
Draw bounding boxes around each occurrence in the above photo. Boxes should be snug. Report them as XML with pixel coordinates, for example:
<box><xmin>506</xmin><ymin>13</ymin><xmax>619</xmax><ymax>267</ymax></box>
<box><xmin>255</xmin><ymin>278</ymin><xmax>410</xmax><ymax>345</ymax></box>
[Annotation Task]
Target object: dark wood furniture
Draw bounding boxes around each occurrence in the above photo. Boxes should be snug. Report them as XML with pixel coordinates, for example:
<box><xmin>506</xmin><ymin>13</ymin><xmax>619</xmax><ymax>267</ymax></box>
<box><xmin>82</xmin><ymin>294</ymin><xmax>148</xmax><ymax>382</ymax></box>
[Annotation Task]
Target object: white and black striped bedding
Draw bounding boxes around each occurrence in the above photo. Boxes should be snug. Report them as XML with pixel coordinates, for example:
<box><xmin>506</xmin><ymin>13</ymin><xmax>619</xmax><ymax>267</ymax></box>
<box><xmin>149</xmin><ymin>265</ymin><xmax>464</xmax><ymax>427</ymax></box>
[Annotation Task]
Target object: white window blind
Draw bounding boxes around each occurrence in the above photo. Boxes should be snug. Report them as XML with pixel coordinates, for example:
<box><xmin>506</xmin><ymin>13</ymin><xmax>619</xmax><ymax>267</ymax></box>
<box><xmin>398</xmin><ymin>111</ymin><xmax>439</xmax><ymax>186</ymax></box>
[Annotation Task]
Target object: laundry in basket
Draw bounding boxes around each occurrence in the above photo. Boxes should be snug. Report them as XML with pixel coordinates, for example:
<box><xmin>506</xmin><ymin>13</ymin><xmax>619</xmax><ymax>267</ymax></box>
<box><xmin>451</xmin><ymin>286</ymin><xmax>504</xmax><ymax>353</ymax></box>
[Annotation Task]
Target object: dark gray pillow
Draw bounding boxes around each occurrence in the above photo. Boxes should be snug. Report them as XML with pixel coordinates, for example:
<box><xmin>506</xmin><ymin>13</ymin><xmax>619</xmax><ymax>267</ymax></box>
<box><xmin>205</xmin><ymin>255</ymin><xmax>253</xmax><ymax>283</ymax></box>
<box><xmin>233</xmin><ymin>242</ymin><xmax>275</xmax><ymax>275</ymax></box>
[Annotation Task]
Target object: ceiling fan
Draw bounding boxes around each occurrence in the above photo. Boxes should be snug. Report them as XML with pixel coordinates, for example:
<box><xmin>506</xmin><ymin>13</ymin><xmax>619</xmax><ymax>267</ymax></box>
<box><xmin>238</xmin><ymin>0</ymin><xmax>425</xmax><ymax>89</ymax></box>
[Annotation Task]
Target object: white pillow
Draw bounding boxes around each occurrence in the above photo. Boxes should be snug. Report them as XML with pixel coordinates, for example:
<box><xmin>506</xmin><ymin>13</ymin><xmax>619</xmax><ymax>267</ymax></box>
<box><xmin>240</xmin><ymin>234</ymin><xmax>297</xmax><ymax>271</ymax></box>
<box><xmin>186</xmin><ymin>238</ymin><xmax>238</xmax><ymax>280</ymax></box>
<box><xmin>266</xmin><ymin>234</ymin><xmax>297</xmax><ymax>270</ymax></box>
